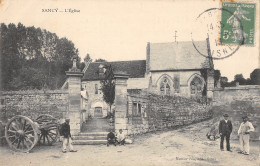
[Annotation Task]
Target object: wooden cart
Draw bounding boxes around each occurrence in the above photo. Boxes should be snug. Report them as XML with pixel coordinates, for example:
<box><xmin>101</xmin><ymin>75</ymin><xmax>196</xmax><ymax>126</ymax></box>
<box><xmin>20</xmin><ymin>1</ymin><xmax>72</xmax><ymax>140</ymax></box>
<box><xmin>5</xmin><ymin>114</ymin><xmax>59</xmax><ymax>152</ymax></box>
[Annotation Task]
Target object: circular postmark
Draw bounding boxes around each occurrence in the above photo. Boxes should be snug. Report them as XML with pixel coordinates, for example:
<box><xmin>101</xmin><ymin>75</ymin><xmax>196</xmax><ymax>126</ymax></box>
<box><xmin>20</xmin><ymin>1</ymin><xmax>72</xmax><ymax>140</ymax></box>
<box><xmin>191</xmin><ymin>8</ymin><xmax>245</xmax><ymax>60</ymax></box>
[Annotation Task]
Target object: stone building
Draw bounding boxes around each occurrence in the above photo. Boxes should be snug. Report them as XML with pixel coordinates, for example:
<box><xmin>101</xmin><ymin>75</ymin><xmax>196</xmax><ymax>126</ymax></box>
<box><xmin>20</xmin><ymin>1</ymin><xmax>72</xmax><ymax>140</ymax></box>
<box><xmin>81</xmin><ymin>40</ymin><xmax>214</xmax><ymax>119</ymax></box>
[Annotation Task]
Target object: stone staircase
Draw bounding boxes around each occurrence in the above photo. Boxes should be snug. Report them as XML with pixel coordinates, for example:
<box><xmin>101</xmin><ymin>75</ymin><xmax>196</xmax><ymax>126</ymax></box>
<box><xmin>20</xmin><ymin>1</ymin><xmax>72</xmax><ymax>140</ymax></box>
<box><xmin>73</xmin><ymin>132</ymin><xmax>108</xmax><ymax>145</ymax></box>
<box><xmin>72</xmin><ymin>118</ymin><xmax>113</xmax><ymax>145</ymax></box>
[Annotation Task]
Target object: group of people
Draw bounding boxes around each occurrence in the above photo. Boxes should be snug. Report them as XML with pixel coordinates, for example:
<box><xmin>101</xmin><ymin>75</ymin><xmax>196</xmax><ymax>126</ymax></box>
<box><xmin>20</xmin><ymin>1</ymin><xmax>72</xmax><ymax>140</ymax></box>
<box><xmin>107</xmin><ymin>129</ymin><xmax>126</xmax><ymax>146</ymax></box>
<box><xmin>59</xmin><ymin>115</ymin><xmax>255</xmax><ymax>155</ymax></box>
<box><xmin>59</xmin><ymin>118</ymin><xmax>127</xmax><ymax>152</ymax></box>
<box><xmin>219</xmin><ymin>114</ymin><xmax>255</xmax><ymax>155</ymax></box>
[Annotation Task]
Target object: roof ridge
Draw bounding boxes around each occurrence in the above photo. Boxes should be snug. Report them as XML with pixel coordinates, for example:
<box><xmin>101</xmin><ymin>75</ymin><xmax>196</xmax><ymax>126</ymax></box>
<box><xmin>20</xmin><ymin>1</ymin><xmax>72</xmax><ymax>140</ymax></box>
<box><xmin>90</xmin><ymin>60</ymin><xmax>146</xmax><ymax>63</ymax></box>
<box><xmin>149</xmin><ymin>40</ymin><xmax>206</xmax><ymax>45</ymax></box>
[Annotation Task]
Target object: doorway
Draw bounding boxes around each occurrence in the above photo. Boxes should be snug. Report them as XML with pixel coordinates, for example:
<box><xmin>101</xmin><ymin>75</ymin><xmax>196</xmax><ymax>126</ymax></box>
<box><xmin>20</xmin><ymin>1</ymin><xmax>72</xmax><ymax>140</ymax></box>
<box><xmin>94</xmin><ymin>107</ymin><xmax>103</xmax><ymax>118</ymax></box>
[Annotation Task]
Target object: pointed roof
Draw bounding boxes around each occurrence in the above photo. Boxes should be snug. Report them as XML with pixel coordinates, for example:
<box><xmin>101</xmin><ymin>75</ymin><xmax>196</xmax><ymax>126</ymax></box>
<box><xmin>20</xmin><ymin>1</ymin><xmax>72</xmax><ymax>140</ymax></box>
<box><xmin>149</xmin><ymin>40</ymin><xmax>210</xmax><ymax>71</ymax></box>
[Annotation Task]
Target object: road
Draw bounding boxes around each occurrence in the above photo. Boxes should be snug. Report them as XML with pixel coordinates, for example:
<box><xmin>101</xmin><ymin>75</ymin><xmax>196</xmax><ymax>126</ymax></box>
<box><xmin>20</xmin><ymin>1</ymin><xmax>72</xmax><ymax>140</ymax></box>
<box><xmin>0</xmin><ymin>120</ymin><xmax>259</xmax><ymax>166</ymax></box>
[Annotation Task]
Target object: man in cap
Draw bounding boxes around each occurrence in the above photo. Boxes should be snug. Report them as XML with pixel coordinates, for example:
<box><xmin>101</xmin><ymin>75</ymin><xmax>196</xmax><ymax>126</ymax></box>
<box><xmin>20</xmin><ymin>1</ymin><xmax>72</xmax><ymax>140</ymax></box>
<box><xmin>237</xmin><ymin>116</ymin><xmax>255</xmax><ymax>155</ymax></box>
<box><xmin>60</xmin><ymin>118</ymin><xmax>77</xmax><ymax>153</ymax></box>
<box><xmin>219</xmin><ymin>113</ymin><xmax>233</xmax><ymax>152</ymax></box>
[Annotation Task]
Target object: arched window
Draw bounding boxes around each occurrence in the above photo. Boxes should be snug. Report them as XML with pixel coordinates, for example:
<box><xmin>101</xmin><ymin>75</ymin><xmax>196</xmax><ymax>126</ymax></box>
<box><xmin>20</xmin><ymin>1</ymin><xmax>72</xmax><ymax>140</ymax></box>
<box><xmin>160</xmin><ymin>77</ymin><xmax>171</xmax><ymax>95</ymax></box>
<box><xmin>190</xmin><ymin>77</ymin><xmax>203</xmax><ymax>95</ymax></box>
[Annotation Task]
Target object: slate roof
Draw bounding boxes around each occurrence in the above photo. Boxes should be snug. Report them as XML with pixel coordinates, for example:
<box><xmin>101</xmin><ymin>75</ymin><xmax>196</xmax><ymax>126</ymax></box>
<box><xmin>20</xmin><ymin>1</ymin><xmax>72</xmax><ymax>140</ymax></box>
<box><xmin>82</xmin><ymin>60</ymin><xmax>146</xmax><ymax>81</ymax></box>
<box><xmin>149</xmin><ymin>41</ymin><xmax>210</xmax><ymax>71</ymax></box>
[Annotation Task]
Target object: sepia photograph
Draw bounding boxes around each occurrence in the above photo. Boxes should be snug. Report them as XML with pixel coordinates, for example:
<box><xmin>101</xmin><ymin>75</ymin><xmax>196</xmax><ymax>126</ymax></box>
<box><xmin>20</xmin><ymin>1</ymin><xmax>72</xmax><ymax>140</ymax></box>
<box><xmin>0</xmin><ymin>0</ymin><xmax>259</xmax><ymax>165</ymax></box>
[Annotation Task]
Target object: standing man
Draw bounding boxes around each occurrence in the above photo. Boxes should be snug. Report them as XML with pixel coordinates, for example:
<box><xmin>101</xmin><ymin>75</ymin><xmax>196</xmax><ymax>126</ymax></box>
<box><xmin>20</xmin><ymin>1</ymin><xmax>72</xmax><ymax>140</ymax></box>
<box><xmin>60</xmin><ymin>118</ymin><xmax>77</xmax><ymax>153</ymax></box>
<box><xmin>219</xmin><ymin>114</ymin><xmax>233</xmax><ymax>152</ymax></box>
<box><xmin>238</xmin><ymin>116</ymin><xmax>255</xmax><ymax>155</ymax></box>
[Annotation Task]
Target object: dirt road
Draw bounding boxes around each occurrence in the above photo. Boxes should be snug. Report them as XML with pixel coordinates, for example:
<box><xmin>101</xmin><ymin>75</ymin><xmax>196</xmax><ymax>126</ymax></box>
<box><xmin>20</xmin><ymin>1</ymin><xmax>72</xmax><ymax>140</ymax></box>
<box><xmin>0</xmin><ymin>120</ymin><xmax>259</xmax><ymax>166</ymax></box>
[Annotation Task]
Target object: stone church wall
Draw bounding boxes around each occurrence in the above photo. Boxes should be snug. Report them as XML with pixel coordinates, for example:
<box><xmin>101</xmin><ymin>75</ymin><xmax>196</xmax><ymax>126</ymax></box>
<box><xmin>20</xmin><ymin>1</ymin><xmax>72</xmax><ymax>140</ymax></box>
<box><xmin>150</xmin><ymin>70</ymin><xmax>204</xmax><ymax>97</ymax></box>
<box><xmin>126</xmin><ymin>93</ymin><xmax>212</xmax><ymax>135</ymax></box>
<box><xmin>212</xmin><ymin>85</ymin><xmax>260</xmax><ymax>140</ymax></box>
<box><xmin>0</xmin><ymin>90</ymin><xmax>69</xmax><ymax>123</ymax></box>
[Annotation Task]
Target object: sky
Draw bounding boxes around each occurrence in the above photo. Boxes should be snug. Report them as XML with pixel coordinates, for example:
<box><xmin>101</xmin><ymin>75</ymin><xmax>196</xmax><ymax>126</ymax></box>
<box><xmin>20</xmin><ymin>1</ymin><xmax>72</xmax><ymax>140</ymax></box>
<box><xmin>0</xmin><ymin>0</ymin><xmax>259</xmax><ymax>81</ymax></box>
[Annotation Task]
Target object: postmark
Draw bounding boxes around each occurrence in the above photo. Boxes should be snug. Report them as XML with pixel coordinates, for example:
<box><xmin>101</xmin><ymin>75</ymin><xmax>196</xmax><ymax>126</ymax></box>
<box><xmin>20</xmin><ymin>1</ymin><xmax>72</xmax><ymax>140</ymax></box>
<box><xmin>220</xmin><ymin>2</ymin><xmax>256</xmax><ymax>46</ymax></box>
<box><xmin>191</xmin><ymin>8</ymin><xmax>244</xmax><ymax>60</ymax></box>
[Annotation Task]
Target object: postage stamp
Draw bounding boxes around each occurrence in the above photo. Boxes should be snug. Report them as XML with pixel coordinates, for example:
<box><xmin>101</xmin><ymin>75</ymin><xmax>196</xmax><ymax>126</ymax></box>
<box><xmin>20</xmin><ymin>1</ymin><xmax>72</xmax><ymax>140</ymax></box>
<box><xmin>220</xmin><ymin>2</ymin><xmax>256</xmax><ymax>46</ymax></box>
<box><xmin>191</xmin><ymin>8</ymin><xmax>241</xmax><ymax>60</ymax></box>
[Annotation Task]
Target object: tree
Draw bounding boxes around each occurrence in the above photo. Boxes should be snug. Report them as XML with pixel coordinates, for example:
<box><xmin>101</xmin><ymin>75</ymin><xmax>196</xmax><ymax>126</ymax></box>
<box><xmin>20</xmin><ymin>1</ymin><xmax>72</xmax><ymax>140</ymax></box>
<box><xmin>0</xmin><ymin>22</ymin><xmax>79</xmax><ymax>90</ymax></box>
<box><xmin>234</xmin><ymin>74</ymin><xmax>247</xmax><ymax>85</ymax></box>
<box><xmin>100</xmin><ymin>65</ymin><xmax>115</xmax><ymax>116</ymax></box>
<box><xmin>84</xmin><ymin>53</ymin><xmax>92</xmax><ymax>62</ymax></box>
<box><xmin>250</xmin><ymin>68</ymin><xmax>260</xmax><ymax>85</ymax></box>
<box><xmin>214</xmin><ymin>70</ymin><xmax>221</xmax><ymax>87</ymax></box>
<box><xmin>95</xmin><ymin>58</ymin><xmax>107</xmax><ymax>62</ymax></box>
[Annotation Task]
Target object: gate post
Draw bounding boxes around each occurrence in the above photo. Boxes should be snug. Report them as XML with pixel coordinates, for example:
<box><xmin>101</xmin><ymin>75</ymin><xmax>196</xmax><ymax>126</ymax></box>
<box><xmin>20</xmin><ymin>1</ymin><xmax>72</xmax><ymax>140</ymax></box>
<box><xmin>114</xmin><ymin>72</ymin><xmax>129</xmax><ymax>134</ymax></box>
<box><xmin>65</xmin><ymin>57</ymin><xmax>84</xmax><ymax>135</ymax></box>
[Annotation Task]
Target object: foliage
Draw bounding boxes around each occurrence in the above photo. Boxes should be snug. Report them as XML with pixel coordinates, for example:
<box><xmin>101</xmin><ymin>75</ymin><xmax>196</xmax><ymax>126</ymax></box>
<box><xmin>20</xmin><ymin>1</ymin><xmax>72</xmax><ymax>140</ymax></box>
<box><xmin>84</xmin><ymin>53</ymin><xmax>92</xmax><ymax>62</ymax></box>
<box><xmin>200</xmin><ymin>69</ymin><xmax>208</xmax><ymax>96</ymax></box>
<box><xmin>100</xmin><ymin>65</ymin><xmax>115</xmax><ymax>114</ymax></box>
<box><xmin>0</xmin><ymin>23</ymin><xmax>80</xmax><ymax>90</ymax></box>
<box><xmin>222</xmin><ymin>69</ymin><xmax>260</xmax><ymax>87</ymax></box>
<box><xmin>214</xmin><ymin>70</ymin><xmax>221</xmax><ymax>87</ymax></box>
<box><xmin>95</xmin><ymin>58</ymin><xmax>107</xmax><ymax>62</ymax></box>
<box><xmin>250</xmin><ymin>68</ymin><xmax>260</xmax><ymax>85</ymax></box>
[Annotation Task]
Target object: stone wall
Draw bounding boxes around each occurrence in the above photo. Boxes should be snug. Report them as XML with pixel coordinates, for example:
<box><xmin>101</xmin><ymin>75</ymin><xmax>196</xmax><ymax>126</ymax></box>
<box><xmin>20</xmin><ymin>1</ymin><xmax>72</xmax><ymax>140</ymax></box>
<box><xmin>213</xmin><ymin>85</ymin><xmax>260</xmax><ymax>107</ymax></box>
<box><xmin>0</xmin><ymin>90</ymin><xmax>69</xmax><ymax>123</ymax></box>
<box><xmin>126</xmin><ymin>93</ymin><xmax>212</xmax><ymax>135</ymax></box>
<box><xmin>211</xmin><ymin>85</ymin><xmax>260</xmax><ymax>140</ymax></box>
<box><xmin>150</xmin><ymin>71</ymin><xmax>205</xmax><ymax>97</ymax></box>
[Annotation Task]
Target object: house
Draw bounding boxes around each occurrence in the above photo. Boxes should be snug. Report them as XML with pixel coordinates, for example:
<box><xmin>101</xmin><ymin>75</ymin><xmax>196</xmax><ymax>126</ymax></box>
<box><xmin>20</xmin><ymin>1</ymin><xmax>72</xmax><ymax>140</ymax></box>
<box><xmin>81</xmin><ymin>40</ymin><xmax>214</xmax><ymax>118</ymax></box>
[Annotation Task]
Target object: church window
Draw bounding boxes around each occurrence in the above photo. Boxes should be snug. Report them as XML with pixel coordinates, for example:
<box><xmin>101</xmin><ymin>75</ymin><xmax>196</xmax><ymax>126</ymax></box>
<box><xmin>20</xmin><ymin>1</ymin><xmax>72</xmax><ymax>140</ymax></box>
<box><xmin>160</xmin><ymin>77</ymin><xmax>171</xmax><ymax>95</ymax></box>
<box><xmin>190</xmin><ymin>77</ymin><xmax>203</xmax><ymax>95</ymax></box>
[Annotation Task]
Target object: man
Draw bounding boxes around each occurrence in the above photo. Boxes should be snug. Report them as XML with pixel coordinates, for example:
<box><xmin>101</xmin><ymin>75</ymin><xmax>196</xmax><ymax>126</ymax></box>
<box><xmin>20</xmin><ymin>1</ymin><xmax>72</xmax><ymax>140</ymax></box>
<box><xmin>238</xmin><ymin>116</ymin><xmax>255</xmax><ymax>155</ymax></box>
<box><xmin>219</xmin><ymin>114</ymin><xmax>233</xmax><ymax>152</ymax></box>
<box><xmin>107</xmin><ymin>129</ymin><xmax>116</xmax><ymax>146</ymax></box>
<box><xmin>60</xmin><ymin>118</ymin><xmax>77</xmax><ymax>153</ymax></box>
<box><xmin>116</xmin><ymin>129</ymin><xmax>126</xmax><ymax>145</ymax></box>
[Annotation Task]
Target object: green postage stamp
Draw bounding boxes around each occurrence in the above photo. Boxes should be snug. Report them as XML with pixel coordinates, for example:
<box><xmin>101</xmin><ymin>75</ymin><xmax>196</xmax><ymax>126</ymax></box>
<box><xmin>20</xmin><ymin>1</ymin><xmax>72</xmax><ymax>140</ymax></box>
<box><xmin>220</xmin><ymin>2</ymin><xmax>256</xmax><ymax>46</ymax></box>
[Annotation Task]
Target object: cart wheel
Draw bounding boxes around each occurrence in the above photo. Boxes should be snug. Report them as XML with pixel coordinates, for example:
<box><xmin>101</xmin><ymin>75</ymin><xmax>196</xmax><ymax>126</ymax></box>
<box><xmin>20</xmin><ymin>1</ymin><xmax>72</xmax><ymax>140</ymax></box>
<box><xmin>36</xmin><ymin>115</ymin><xmax>58</xmax><ymax>145</ymax></box>
<box><xmin>5</xmin><ymin>115</ymin><xmax>38</xmax><ymax>152</ymax></box>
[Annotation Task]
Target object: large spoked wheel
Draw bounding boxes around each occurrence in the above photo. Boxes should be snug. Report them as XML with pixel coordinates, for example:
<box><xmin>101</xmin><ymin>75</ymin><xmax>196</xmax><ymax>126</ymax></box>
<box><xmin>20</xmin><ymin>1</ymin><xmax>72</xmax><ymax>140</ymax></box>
<box><xmin>36</xmin><ymin>114</ymin><xmax>59</xmax><ymax>145</ymax></box>
<box><xmin>5</xmin><ymin>115</ymin><xmax>39</xmax><ymax>152</ymax></box>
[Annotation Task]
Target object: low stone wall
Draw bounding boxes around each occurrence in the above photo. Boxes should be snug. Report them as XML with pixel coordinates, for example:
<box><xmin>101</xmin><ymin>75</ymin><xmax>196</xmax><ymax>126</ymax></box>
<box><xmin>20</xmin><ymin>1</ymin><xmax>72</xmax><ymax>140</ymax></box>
<box><xmin>0</xmin><ymin>90</ymin><xmax>69</xmax><ymax>123</ymax></box>
<box><xmin>213</xmin><ymin>85</ymin><xmax>260</xmax><ymax>107</ymax></box>
<box><xmin>211</xmin><ymin>85</ymin><xmax>260</xmax><ymax>140</ymax></box>
<box><xmin>126</xmin><ymin>93</ymin><xmax>212</xmax><ymax>135</ymax></box>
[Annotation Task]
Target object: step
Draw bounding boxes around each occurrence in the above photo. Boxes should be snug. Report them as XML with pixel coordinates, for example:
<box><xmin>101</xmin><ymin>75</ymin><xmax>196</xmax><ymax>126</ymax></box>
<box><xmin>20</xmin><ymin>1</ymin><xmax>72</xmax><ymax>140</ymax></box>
<box><xmin>77</xmin><ymin>132</ymin><xmax>108</xmax><ymax>136</ymax></box>
<box><xmin>72</xmin><ymin>140</ymin><xmax>107</xmax><ymax>145</ymax></box>
<box><xmin>73</xmin><ymin>135</ymin><xmax>107</xmax><ymax>140</ymax></box>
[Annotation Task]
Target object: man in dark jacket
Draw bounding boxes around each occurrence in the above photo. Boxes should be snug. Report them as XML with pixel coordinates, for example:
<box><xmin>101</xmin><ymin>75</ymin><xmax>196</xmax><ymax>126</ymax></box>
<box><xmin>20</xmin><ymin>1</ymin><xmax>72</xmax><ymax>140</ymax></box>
<box><xmin>219</xmin><ymin>114</ymin><xmax>233</xmax><ymax>152</ymax></box>
<box><xmin>60</xmin><ymin>118</ymin><xmax>77</xmax><ymax>153</ymax></box>
<box><xmin>107</xmin><ymin>129</ymin><xmax>116</xmax><ymax>146</ymax></box>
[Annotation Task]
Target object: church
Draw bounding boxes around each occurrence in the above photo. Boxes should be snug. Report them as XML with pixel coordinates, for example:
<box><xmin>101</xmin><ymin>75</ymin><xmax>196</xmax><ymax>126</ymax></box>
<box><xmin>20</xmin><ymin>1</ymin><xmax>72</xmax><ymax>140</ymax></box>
<box><xmin>80</xmin><ymin>40</ymin><xmax>214</xmax><ymax>118</ymax></box>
